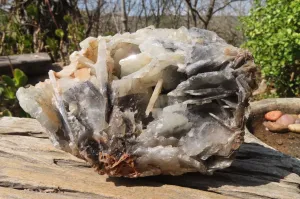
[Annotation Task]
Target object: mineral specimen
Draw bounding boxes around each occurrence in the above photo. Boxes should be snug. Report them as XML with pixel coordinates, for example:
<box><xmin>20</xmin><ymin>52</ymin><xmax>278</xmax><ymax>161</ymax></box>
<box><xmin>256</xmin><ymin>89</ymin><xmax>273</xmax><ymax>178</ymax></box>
<box><xmin>17</xmin><ymin>27</ymin><xmax>257</xmax><ymax>177</ymax></box>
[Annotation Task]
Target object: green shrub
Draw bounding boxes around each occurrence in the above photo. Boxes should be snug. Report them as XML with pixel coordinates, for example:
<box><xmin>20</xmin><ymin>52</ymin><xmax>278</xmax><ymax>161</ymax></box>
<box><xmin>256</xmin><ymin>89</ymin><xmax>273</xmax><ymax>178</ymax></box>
<box><xmin>241</xmin><ymin>0</ymin><xmax>300</xmax><ymax>97</ymax></box>
<box><xmin>0</xmin><ymin>4</ymin><xmax>85</xmax><ymax>63</ymax></box>
<box><xmin>64</xmin><ymin>14</ymin><xmax>85</xmax><ymax>53</ymax></box>
<box><xmin>0</xmin><ymin>69</ymin><xmax>29</xmax><ymax>117</ymax></box>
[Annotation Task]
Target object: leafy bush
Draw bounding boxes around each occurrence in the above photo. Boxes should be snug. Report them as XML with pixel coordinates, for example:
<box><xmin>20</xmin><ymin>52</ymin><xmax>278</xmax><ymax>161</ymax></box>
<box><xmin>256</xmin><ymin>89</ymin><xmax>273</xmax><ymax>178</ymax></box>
<box><xmin>0</xmin><ymin>69</ymin><xmax>29</xmax><ymax>117</ymax></box>
<box><xmin>241</xmin><ymin>0</ymin><xmax>300</xmax><ymax>97</ymax></box>
<box><xmin>63</xmin><ymin>15</ymin><xmax>85</xmax><ymax>53</ymax></box>
<box><xmin>0</xmin><ymin>3</ymin><xmax>85</xmax><ymax>64</ymax></box>
<box><xmin>0</xmin><ymin>13</ymin><xmax>33</xmax><ymax>55</ymax></box>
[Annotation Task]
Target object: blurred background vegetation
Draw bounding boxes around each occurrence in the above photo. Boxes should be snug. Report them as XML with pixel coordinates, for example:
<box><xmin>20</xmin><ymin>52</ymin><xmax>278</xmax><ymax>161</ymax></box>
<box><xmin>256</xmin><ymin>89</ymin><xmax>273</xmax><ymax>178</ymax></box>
<box><xmin>242</xmin><ymin>0</ymin><xmax>300</xmax><ymax>97</ymax></box>
<box><xmin>0</xmin><ymin>0</ymin><xmax>299</xmax><ymax>116</ymax></box>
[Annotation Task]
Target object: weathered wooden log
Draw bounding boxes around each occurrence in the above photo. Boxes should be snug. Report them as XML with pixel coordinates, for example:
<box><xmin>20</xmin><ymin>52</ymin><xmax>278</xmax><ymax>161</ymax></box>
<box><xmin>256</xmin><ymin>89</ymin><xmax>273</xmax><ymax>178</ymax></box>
<box><xmin>0</xmin><ymin>53</ymin><xmax>61</xmax><ymax>76</ymax></box>
<box><xmin>249</xmin><ymin>98</ymin><xmax>300</xmax><ymax>117</ymax></box>
<box><xmin>0</xmin><ymin>117</ymin><xmax>299</xmax><ymax>199</ymax></box>
<box><xmin>0</xmin><ymin>117</ymin><xmax>48</xmax><ymax>138</ymax></box>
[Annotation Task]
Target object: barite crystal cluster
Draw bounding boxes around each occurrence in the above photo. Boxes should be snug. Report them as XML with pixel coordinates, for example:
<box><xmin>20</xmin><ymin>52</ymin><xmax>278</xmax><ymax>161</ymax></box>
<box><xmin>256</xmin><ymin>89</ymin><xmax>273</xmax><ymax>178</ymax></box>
<box><xmin>17</xmin><ymin>27</ymin><xmax>256</xmax><ymax>177</ymax></box>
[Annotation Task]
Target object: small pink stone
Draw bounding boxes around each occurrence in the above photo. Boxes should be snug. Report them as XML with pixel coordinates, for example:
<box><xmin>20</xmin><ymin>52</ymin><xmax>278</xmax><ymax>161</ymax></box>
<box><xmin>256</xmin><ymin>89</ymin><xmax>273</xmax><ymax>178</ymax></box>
<box><xmin>263</xmin><ymin>121</ymin><xmax>287</xmax><ymax>132</ymax></box>
<box><xmin>265</xmin><ymin>111</ymin><xmax>283</xmax><ymax>121</ymax></box>
<box><xmin>276</xmin><ymin>114</ymin><xmax>297</xmax><ymax>126</ymax></box>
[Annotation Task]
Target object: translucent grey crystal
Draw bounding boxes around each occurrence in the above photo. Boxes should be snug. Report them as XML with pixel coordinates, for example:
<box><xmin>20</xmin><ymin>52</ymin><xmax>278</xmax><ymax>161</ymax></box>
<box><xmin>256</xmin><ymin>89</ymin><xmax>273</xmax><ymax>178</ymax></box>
<box><xmin>17</xmin><ymin>26</ymin><xmax>256</xmax><ymax>177</ymax></box>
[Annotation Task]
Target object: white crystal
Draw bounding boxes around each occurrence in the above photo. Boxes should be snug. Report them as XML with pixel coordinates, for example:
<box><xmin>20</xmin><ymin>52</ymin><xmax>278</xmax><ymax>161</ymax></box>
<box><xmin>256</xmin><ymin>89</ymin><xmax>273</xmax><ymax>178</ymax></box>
<box><xmin>17</xmin><ymin>27</ymin><xmax>256</xmax><ymax>177</ymax></box>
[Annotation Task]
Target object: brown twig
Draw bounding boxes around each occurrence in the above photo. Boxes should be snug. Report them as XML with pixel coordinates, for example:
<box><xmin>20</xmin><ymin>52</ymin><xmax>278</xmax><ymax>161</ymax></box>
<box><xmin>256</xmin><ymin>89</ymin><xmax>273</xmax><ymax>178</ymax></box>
<box><xmin>45</xmin><ymin>0</ymin><xmax>58</xmax><ymax>29</ymax></box>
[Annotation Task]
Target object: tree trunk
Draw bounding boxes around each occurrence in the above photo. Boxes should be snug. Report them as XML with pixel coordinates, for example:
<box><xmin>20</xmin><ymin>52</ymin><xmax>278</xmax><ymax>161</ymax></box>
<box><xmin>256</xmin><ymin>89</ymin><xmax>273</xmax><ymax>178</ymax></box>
<box><xmin>142</xmin><ymin>0</ymin><xmax>148</xmax><ymax>27</ymax></box>
<box><xmin>185</xmin><ymin>0</ymin><xmax>197</xmax><ymax>27</ymax></box>
<box><xmin>204</xmin><ymin>0</ymin><xmax>216</xmax><ymax>29</ymax></box>
<box><xmin>121</xmin><ymin>0</ymin><xmax>128</xmax><ymax>33</ymax></box>
<box><xmin>186</xmin><ymin>7</ymin><xmax>190</xmax><ymax>29</ymax></box>
<box><xmin>94</xmin><ymin>0</ymin><xmax>103</xmax><ymax>36</ymax></box>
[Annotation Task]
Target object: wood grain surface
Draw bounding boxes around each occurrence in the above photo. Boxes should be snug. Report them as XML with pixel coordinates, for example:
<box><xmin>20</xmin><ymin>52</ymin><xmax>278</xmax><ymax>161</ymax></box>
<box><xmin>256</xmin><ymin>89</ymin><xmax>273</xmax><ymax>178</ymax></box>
<box><xmin>0</xmin><ymin>117</ymin><xmax>299</xmax><ymax>199</ymax></box>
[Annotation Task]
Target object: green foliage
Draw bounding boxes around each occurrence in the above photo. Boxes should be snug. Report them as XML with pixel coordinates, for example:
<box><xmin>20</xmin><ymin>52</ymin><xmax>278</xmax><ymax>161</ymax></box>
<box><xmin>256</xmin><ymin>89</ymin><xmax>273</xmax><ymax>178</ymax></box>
<box><xmin>241</xmin><ymin>0</ymin><xmax>300</xmax><ymax>97</ymax></box>
<box><xmin>0</xmin><ymin>69</ymin><xmax>29</xmax><ymax>117</ymax></box>
<box><xmin>64</xmin><ymin>14</ymin><xmax>85</xmax><ymax>53</ymax></box>
<box><xmin>0</xmin><ymin>3</ymin><xmax>85</xmax><ymax>63</ymax></box>
<box><xmin>55</xmin><ymin>29</ymin><xmax>65</xmax><ymax>39</ymax></box>
<box><xmin>2</xmin><ymin>109</ymin><xmax>12</xmax><ymax>117</ymax></box>
<box><xmin>26</xmin><ymin>4</ymin><xmax>38</xmax><ymax>20</ymax></box>
<box><xmin>45</xmin><ymin>37</ymin><xmax>59</xmax><ymax>60</ymax></box>
<box><xmin>63</xmin><ymin>15</ymin><xmax>72</xmax><ymax>24</ymax></box>
<box><xmin>0</xmin><ymin>8</ymin><xmax>34</xmax><ymax>55</ymax></box>
<box><xmin>13</xmin><ymin>69</ymin><xmax>28</xmax><ymax>88</ymax></box>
